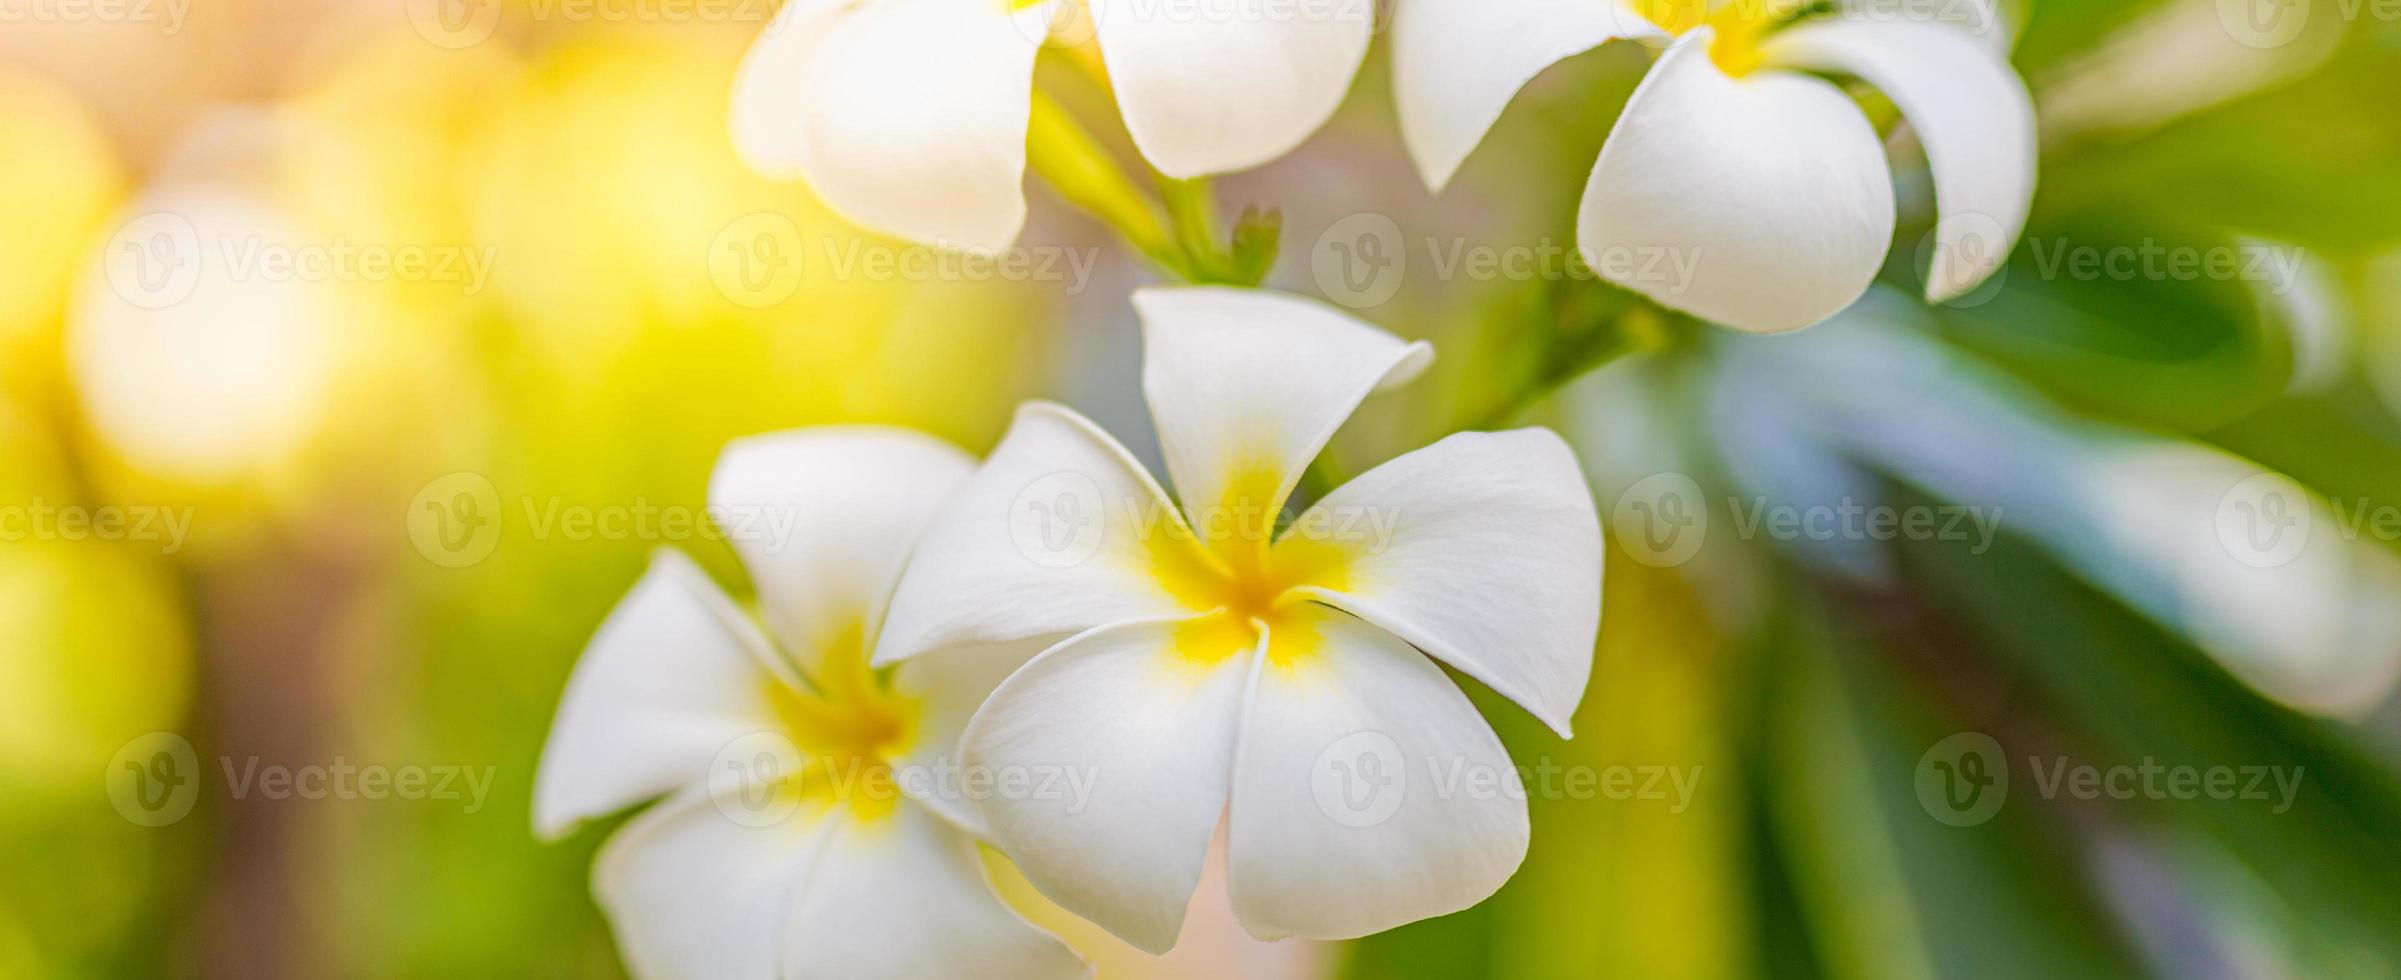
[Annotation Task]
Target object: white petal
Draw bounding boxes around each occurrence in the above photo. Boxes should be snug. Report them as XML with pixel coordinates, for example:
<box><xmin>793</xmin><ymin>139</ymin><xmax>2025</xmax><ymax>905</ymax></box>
<box><xmin>534</xmin><ymin>551</ymin><xmax>789</xmax><ymax>839</ymax></box>
<box><xmin>873</xmin><ymin>403</ymin><xmax>1196</xmax><ymax>666</ymax></box>
<box><xmin>708</xmin><ymin>426</ymin><xmax>976</xmax><ymax>677</ymax></box>
<box><xmin>1094</xmin><ymin>0</ymin><xmax>1373</xmax><ymax>177</ymax></box>
<box><xmin>961</xmin><ymin>617</ymin><xmax>1256</xmax><ymax>954</ymax></box>
<box><xmin>1286</xmin><ymin>429</ymin><xmax>1601</xmax><ymax>737</ymax></box>
<box><xmin>1227</xmin><ymin>605</ymin><xmax>1530</xmax><ymax>940</ymax></box>
<box><xmin>1136</xmin><ymin>286</ymin><xmax>1430</xmax><ymax>539</ymax></box>
<box><xmin>592</xmin><ymin>788</ymin><xmax>832</xmax><ymax>980</ymax></box>
<box><xmin>1392</xmin><ymin>0</ymin><xmax>1662</xmax><ymax>190</ymax></box>
<box><xmin>888</xmin><ymin>637</ymin><xmax>1055</xmax><ymax>837</ymax></box>
<box><xmin>1577</xmin><ymin>30</ymin><xmax>1895</xmax><ymax>333</ymax></box>
<box><xmin>729</xmin><ymin>0</ymin><xmax>851</xmax><ymax>177</ymax></box>
<box><xmin>1763</xmin><ymin>18</ymin><xmax>2036</xmax><ymax>303</ymax></box>
<box><xmin>783</xmin><ymin>805</ymin><xmax>1087</xmax><ymax>980</ymax></box>
<box><xmin>797</xmin><ymin>0</ymin><xmax>1038</xmax><ymax>250</ymax></box>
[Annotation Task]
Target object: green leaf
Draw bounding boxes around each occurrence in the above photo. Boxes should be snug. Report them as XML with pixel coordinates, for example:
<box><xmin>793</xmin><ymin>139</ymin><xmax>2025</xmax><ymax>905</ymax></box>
<box><xmin>1900</xmin><ymin>525</ymin><xmax>2401</xmax><ymax>965</ymax></box>
<box><xmin>1920</xmin><ymin>210</ymin><xmax>2295</xmax><ymax>432</ymax></box>
<box><xmin>1756</xmin><ymin>595</ymin><xmax>2148</xmax><ymax>980</ymax></box>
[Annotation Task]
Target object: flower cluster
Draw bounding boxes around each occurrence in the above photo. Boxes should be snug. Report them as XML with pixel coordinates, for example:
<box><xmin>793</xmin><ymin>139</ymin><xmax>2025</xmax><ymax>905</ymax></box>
<box><xmin>539</xmin><ymin>0</ymin><xmax>2034</xmax><ymax>975</ymax></box>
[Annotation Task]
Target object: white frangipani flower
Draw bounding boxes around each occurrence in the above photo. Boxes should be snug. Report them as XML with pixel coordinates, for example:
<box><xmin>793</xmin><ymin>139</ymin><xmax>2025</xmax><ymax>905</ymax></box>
<box><xmin>533</xmin><ymin>428</ymin><xmax>1085</xmax><ymax>980</ymax></box>
<box><xmin>873</xmin><ymin>287</ymin><xmax>1604</xmax><ymax>952</ymax></box>
<box><xmin>1393</xmin><ymin>0</ymin><xmax>2037</xmax><ymax>332</ymax></box>
<box><xmin>730</xmin><ymin>0</ymin><xmax>1374</xmax><ymax>251</ymax></box>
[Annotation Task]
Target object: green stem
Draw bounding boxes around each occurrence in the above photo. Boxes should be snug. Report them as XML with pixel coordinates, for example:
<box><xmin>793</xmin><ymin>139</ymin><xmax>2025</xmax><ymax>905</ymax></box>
<box><xmin>1024</xmin><ymin>88</ymin><xmax>1187</xmax><ymax>276</ymax></box>
<box><xmin>1159</xmin><ymin>177</ymin><xmax>1228</xmax><ymax>279</ymax></box>
<box><xmin>1466</xmin><ymin>304</ymin><xmax>1683</xmax><ymax>430</ymax></box>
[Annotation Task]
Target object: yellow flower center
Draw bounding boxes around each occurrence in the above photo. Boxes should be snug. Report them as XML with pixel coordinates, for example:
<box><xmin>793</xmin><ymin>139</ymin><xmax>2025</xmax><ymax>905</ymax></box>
<box><xmin>1634</xmin><ymin>0</ymin><xmax>1812</xmax><ymax>76</ymax></box>
<box><xmin>1147</xmin><ymin>465</ymin><xmax>1354</xmax><ymax>670</ymax></box>
<box><xmin>763</xmin><ymin>621</ymin><xmax>920</xmax><ymax>823</ymax></box>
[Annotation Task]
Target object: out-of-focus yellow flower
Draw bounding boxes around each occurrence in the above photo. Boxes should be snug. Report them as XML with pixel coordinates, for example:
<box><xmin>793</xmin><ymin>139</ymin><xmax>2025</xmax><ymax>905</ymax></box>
<box><xmin>0</xmin><ymin>539</ymin><xmax>192</xmax><ymax>795</ymax></box>
<box><xmin>281</xmin><ymin>30</ymin><xmax>520</xmax><ymax>316</ymax></box>
<box><xmin>469</xmin><ymin>30</ymin><xmax>843</xmax><ymax>365</ymax></box>
<box><xmin>465</xmin><ymin>27</ymin><xmax>1055</xmax><ymax>438</ymax></box>
<box><xmin>69</xmin><ymin>182</ymin><xmax>346</xmax><ymax>495</ymax></box>
<box><xmin>0</xmin><ymin>70</ymin><xmax>122</xmax><ymax>400</ymax></box>
<box><xmin>268</xmin><ymin>32</ymin><xmax>526</xmax><ymax>498</ymax></box>
<box><xmin>2</xmin><ymin>331</ymin><xmax>188</xmax><ymax>790</ymax></box>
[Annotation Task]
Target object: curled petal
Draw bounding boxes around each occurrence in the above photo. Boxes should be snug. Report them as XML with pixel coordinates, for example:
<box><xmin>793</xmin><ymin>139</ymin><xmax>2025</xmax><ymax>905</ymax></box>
<box><xmin>1577</xmin><ymin>30</ymin><xmax>1895</xmax><ymax>332</ymax></box>
<box><xmin>1764</xmin><ymin>17</ymin><xmax>2036</xmax><ymax>302</ymax></box>
<box><xmin>796</xmin><ymin>0</ymin><xmax>1038</xmax><ymax>250</ymax></box>
<box><xmin>729</xmin><ymin>0</ymin><xmax>851</xmax><ymax>177</ymax></box>
<box><xmin>1095</xmin><ymin>0</ymin><xmax>1374</xmax><ymax>177</ymax></box>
